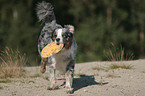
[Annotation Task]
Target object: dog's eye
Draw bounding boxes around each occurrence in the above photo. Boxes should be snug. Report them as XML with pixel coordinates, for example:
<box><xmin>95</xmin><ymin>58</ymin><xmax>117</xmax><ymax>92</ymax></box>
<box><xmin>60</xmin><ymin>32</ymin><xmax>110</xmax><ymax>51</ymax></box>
<box><xmin>68</xmin><ymin>34</ymin><xmax>72</xmax><ymax>37</ymax></box>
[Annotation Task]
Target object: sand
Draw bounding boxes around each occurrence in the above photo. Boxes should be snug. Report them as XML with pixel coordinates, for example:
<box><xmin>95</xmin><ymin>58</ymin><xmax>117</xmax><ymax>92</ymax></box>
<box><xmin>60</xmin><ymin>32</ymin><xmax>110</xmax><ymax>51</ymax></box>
<box><xmin>0</xmin><ymin>60</ymin><xmax>145</xmax><ymax>96</ymax></box>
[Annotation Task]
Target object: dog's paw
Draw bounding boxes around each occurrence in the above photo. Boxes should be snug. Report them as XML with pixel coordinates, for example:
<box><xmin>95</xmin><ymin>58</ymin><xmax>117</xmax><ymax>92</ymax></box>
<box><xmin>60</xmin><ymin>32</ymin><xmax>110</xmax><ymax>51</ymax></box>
<box><xmin>40</xmin><ymin>64</ymin><xmax>46</xmax><ymax>73</ymax></box>
<box><xmin>47</xmin><ymin>85</ymin><xmax>59</xmax><ymax>90</ymax></box>
<box><xmin>66</xmin><ymin>88</ymin><xmax>73</xmax><ymax>94</ymax></box>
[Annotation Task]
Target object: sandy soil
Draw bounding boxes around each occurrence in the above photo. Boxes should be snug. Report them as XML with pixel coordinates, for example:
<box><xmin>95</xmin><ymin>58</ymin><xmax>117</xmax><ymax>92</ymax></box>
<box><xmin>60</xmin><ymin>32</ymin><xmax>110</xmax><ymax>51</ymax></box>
<box><xmin>0</xmin><ymin>60</ymin><xmax>145</xmax><ymax>96</ymax></box>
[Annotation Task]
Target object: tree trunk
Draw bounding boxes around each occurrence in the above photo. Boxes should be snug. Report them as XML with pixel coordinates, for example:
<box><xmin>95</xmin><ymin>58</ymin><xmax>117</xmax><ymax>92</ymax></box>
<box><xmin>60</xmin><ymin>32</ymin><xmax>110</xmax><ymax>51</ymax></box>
<box><xmin>106</xmin><ymin>7</ymin><xmax>112</xmax><ymax>25</ymax></box>
<box><xmin>139</xmin><ymin>20</ymin><xmax>144</xmax><ymax>55</ymax></box>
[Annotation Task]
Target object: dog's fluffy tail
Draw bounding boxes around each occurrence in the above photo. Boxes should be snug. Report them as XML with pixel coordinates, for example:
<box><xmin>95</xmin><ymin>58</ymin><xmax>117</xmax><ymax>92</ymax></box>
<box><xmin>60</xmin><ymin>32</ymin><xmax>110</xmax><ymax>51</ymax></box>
<box><xmin>36</xmin><ymin>1</ymin><xmax>56</xmax><ymax>23</ymax></box>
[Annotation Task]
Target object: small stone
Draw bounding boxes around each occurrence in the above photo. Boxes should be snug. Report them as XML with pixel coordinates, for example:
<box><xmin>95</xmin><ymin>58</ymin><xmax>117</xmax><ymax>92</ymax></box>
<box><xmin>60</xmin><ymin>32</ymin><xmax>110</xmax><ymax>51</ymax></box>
<box><xmin>84</xmin><ymin>89</ymin><xmax>88</xmax><ymax>92</ymax></box>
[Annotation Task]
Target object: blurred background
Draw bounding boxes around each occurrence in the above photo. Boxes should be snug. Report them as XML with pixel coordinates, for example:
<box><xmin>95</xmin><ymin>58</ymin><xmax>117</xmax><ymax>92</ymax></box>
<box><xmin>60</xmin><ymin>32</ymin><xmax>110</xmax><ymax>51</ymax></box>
<box><xmin>0</xmin><ymin>0</ymin><xmax>145</xmax><ymax>66</ymax></box>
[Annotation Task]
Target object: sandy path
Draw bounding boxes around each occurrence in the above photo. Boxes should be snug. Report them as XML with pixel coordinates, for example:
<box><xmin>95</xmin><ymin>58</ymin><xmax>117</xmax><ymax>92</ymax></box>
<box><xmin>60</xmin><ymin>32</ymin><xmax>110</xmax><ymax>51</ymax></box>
<box><xmin>0</xmin><ymin>60</ymin><xmax>145</xmax><ymax>96</ymax></box>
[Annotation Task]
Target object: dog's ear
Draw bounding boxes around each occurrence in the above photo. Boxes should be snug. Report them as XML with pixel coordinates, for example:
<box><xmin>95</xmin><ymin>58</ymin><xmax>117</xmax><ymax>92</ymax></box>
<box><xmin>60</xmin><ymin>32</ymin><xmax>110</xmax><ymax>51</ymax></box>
<box><xmin>64</xmin><ymin>25</ymin><xmax>75</xmax><ymax>34</ymax></box>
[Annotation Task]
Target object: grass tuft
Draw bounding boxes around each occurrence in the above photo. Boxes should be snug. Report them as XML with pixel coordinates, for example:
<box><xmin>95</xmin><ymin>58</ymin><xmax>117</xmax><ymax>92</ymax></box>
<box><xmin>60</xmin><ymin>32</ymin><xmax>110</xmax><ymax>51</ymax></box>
<box><xmin>28</xmin><ymin>80</ymin><xmax>35</xmax><ymax>83</ymax></box>
<box><xmin>142</xmin><ymin>71</ymin><xmax>145</xmax><ymax>73</ymax></box>
<box><xmin>109</xmin><ymin>63</ymin><xmax>133</xmax><ymax>69</ymax></box>
<box><xmin>105</xmin><ymin>43</ymin><xmax>134</xmax><ymax>61</ymax></box>
<box><xmin>92</xmin><ymin>66</ymin><xmax>105</xmax><ymax>71</ymax></box>
<box><xmin>0</xmin><ymin>86</ymin><xmax>3</xmax><ymax>89</ymax></box>
<box><xmin>106</xmin><ymin>74</ymin><xmax>121</xmax><ymax>78</ymax></box>
<box><xmin>0</xmin><ymin>47</ymin><xmax>27</xmax><ymax>78</ymax></box>
<box><xmin>45</xmin><ymin>77</ymin><xmax>49</xmax><ymax>81</ymax></box>
<box><xmin>0</xmin><ymin>79</ymin><xmax>11</xmax><ymax>83</ymax></box>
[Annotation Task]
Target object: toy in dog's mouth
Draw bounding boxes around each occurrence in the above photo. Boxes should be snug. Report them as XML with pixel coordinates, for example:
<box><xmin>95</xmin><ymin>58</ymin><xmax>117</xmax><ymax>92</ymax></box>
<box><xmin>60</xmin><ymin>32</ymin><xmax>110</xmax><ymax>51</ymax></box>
<box><xmin>41</xmin><ymin>42</ymin><xmax>64</xmax><ymax>58</ymax></box>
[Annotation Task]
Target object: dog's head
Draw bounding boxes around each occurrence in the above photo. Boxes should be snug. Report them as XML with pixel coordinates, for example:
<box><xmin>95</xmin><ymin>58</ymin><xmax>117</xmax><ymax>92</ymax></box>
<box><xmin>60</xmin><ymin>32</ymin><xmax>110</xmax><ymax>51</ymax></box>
<box><xmin>53</xmin><ymin>25</ymin><xmax>74</xmax><ymax>49</ymax></box>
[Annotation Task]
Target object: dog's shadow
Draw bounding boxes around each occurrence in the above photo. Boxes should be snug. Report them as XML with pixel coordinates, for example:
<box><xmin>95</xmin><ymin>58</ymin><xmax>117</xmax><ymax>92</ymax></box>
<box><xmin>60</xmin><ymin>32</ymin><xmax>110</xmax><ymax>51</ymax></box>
<box><xmin>59</xmin><ymin>75</ymin><xmax>108</xmax><ymax>93</ymax></box>
<box><xmin>72</xmin><ymin>75</ymin><xmax>108</xmax><ymax>92</ymax></box>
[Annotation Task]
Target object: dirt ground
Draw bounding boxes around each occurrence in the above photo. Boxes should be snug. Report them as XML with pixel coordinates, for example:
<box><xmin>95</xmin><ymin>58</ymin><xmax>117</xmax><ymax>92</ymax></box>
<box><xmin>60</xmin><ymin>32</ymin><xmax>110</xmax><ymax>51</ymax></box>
<box><xmin>0</xmin><ymin>60</ymin><xmax>145</xmax><ymax>96</ymax></box>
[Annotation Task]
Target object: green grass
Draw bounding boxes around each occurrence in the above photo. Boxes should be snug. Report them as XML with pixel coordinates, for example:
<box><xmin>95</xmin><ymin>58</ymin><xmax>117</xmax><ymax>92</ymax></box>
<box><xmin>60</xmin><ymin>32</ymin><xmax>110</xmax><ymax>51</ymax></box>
<box><xmin>92</xmin><ymin>66</ymin><xmax>105</xmax><ymax>71</ymax></box>
<box><xmin>45</xmin><ymin>77</ymin><xmax>49</xmax><ymax>81</ymax></box>
<box><xmin>0</xmin><ymin>79</ymin><xmax>11</xmax><ymax>83</ymax></box>
<box><xmin>98</xmin><ymin>76</ymin><xmax>104</xmax><ymax>86</ymax></box>
<box><xmin>28</xmin><ymin>81</ymin><xmax>35</xmax><ymax>83</ymax></box>
<box><xmin>0</xmin><ymin>86</ymin><xmax>3</xmax><ymax>89</ymax></box>
<box><xmin>109</xmin><ymin>63</ymin><xmax>133</xmax><ymax>69</ymax></box>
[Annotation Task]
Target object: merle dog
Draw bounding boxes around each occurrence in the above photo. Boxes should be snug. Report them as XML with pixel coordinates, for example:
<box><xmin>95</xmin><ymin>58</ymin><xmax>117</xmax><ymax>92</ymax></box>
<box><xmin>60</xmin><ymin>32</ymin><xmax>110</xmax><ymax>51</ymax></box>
<box><xmin>36</xmin><ymin>1</ymin><xmax>77</xmax><ymax>94</ymax></box>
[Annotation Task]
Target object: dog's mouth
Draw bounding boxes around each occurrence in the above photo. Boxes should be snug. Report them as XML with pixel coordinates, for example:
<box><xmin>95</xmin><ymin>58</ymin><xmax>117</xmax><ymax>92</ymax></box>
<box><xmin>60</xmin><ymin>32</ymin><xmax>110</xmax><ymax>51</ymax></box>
<box><xmin>56</xmin><ymin>43</ymin><xmax>60</xmax><ymax>45</ymax></box>
<box><xmin>56</xmin><ymin>42</ymin><xmax>66</xmax><ymax>48</ymax></box>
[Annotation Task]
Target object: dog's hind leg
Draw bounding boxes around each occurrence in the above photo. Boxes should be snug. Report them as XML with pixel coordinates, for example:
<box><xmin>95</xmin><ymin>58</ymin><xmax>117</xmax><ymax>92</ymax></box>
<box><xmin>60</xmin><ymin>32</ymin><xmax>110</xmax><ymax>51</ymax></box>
<box><xmin>65</xmin><ymin>60</ymin><xmax>75</xmax><ymax>94</ymax></box>
<box><xmin>47</xmin><ymin>57</ymin><xmax>59</xmax><ymax>90</ymax></box>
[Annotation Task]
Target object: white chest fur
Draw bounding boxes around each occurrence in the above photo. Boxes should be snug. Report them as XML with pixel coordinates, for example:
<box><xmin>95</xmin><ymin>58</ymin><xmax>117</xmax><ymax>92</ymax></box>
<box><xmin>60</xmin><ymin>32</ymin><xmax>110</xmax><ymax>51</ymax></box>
<box><xmin>54</xmin><ymin>38</ymin><xmax>77</xmax><ymax>73</ymax></box>
<box><xmin>54</xmin><ymin>48</ymin><xmax>72</xmax><ymax>73</ymax></box>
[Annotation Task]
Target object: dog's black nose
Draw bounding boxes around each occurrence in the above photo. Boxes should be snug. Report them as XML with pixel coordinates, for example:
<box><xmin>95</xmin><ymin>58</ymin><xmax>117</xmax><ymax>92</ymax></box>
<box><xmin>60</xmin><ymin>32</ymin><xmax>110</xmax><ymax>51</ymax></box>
<box><xmin>56</xmin><ymin>38</ymin><xmax>60</xmax><ymax>42</ymax></box>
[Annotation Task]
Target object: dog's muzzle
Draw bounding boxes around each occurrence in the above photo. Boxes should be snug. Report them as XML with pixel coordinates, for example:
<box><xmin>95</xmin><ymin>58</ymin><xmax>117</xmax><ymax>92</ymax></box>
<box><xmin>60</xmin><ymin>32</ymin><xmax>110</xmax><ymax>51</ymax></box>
<box><xmin>56</xmin><ymin>38</ymin><xmax>61</xmax><ymax>45</ymax></box>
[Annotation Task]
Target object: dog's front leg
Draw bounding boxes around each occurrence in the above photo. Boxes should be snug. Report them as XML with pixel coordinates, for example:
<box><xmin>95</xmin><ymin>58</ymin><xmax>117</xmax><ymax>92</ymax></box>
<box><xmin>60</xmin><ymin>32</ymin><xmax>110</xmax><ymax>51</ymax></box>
<box><xmin>47</xmin><ymin>66</ymin><xmax>57</xmax><ymax>90</ymax></box>
<box><xmin>65</xmin><ymin>61</ymin><xmax>75</xmax><ymax>94</ymax></box>
<box><xmin>40</xmin><ymin>58</ymin><xmax>47</xmax><ymax>73</ymax></box>
<box><xmin>47</xmin><ymin>57</ymin><xmax>58</xmax><ymax>90</ymax></box>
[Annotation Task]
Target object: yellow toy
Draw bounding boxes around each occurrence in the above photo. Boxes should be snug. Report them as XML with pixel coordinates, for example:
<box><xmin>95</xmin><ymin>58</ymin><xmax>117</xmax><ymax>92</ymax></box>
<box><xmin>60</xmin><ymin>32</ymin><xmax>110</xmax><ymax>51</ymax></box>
<box><xmin>41</xmin><ymin>42</ymin><xmax>64</xmax><ymax>58</ymax></box>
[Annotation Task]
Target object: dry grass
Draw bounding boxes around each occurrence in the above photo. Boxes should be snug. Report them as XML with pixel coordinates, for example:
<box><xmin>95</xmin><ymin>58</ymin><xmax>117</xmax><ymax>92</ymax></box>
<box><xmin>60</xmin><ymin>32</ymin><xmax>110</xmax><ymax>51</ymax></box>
<box><xmin>142</xmin><ymin>71</ymin><xmax>145</xmax><ymax>73</ymax></box>
<box><xmin>0</xmin><ymin>79</ymin><xmax>11</xmax><ymax>83</ymax></box>
<box><xmin>92</xmin><ymin>66</ymin><xmax>109</xmax><ymax>72</ymax></box>
<box><xmin>30</xmin><ymin>74</ymin><xmax>41</xmax><ymax>78</ymax></box>
<box><xmin>105</xmin><ymin>43</ymin><xmax>134</xmax><ymax>61</ymax></box>
<box><xmin>0</xmin><ymin>47</ymin><xmax>27</xmax><ymax>78</ymax></box>
<box><xmin>0</xmin><ymin>86</ymin><xmax>3</xmax><ymax>89</ymax></box>
<box><xmin>109</xmin><ymin>63</ymin><xmax>133</xmax><ymax>69</ymax></box>
<box><xmin>92</xmin><ymin>66</ymin><xmax>105</xmax><ymax>71</ymax></box>
<box><xmin>106</xmin><ymin>74</ymin><xmax>121</xmax><ymax>78</ymax></box>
